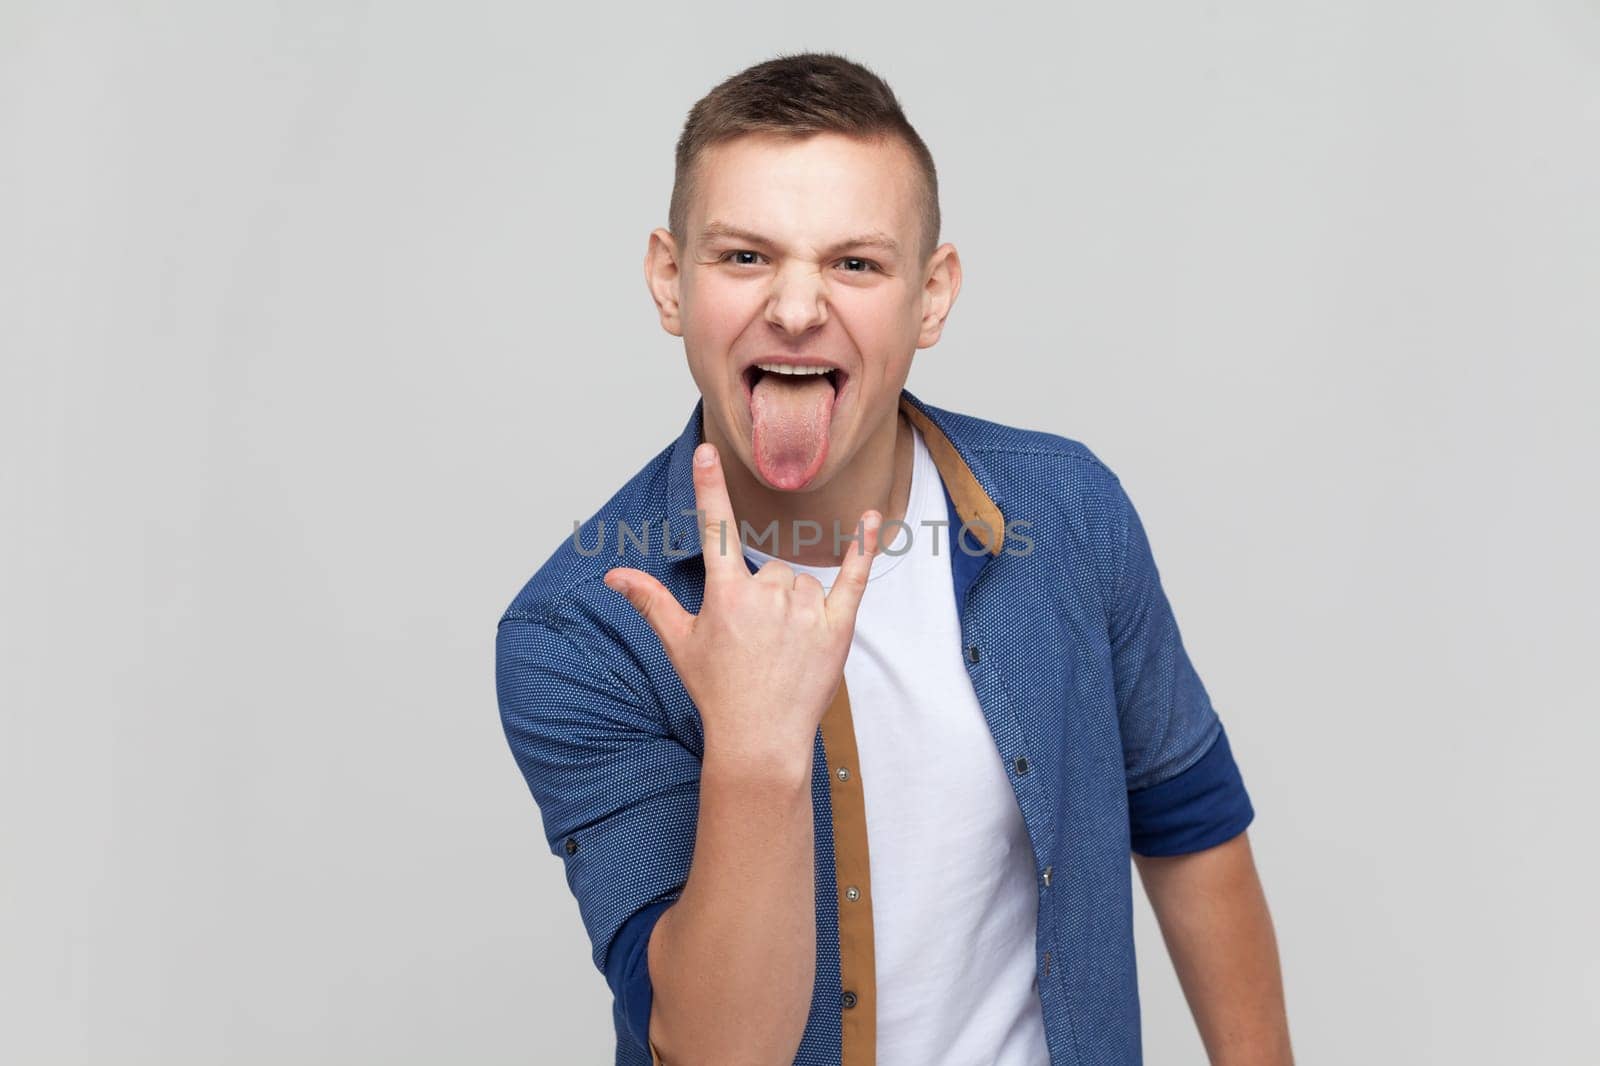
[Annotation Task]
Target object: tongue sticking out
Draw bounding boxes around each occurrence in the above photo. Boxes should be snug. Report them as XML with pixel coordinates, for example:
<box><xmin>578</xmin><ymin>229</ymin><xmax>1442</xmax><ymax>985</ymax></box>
<box><xmin>749</xmin><ymin>372</ymin><xmax>836</xmax><ymax>489</ymax></box>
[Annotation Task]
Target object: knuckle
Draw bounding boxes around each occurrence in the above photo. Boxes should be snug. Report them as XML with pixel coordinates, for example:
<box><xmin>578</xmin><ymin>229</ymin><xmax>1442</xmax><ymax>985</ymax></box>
<box><xmin>633</xmin><ymin>591</ymin><xmax>657</xmax><ymax>622</ymax></box>
<box><xmin>756</xmin><ymin>559</ymin><xmax>793</xmax><ymax>582</ymax></box>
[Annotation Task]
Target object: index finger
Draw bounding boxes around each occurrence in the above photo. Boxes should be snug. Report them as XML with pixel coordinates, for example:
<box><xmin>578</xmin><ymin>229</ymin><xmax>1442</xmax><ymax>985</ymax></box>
<box><xmin>691</xmin><ymin>442</ymin><xmax>746</xmax><ymax>582</ymax></box>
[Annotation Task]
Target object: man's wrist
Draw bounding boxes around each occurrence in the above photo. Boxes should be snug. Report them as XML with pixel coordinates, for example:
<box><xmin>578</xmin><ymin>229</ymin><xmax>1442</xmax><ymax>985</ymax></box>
<box><xmin>701</xmin><ymin>732</ymin><xmax>815</xmax><ymax>792</ymax></box>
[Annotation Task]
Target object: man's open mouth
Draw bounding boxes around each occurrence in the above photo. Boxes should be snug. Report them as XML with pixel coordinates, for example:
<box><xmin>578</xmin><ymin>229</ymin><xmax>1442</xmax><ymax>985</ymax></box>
<box><xmin>742</xmin><ymin>362</ymin><xmax>845</xmax><ymax>400</ymax></box>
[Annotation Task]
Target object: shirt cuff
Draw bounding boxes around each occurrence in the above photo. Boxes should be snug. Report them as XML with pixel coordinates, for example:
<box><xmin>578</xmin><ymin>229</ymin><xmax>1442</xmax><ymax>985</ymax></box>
<box><xmin>606</xmin><ymin>898</ymin><xmax>676</xmax><ymax>1051</ymax></box>
<box><xmin>1127</xmin><ymin>723</ymin><xmax>1255</xmax><ymax>856</ymax></box>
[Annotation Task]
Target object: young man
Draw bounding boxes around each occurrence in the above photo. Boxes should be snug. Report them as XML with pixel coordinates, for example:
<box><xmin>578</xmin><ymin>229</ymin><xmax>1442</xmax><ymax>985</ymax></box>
<box><xmin>496</xmin><ymin>53</ymin><xmax>1293</xmax><ymax>1066</ymax></box>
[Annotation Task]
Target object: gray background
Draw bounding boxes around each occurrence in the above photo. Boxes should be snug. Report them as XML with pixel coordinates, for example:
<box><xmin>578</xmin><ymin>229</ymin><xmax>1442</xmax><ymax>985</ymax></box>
<box><xmin>4</xmin><ymin>2</ymin><xmax>1597</xmax><ymax>1063</ymax></box>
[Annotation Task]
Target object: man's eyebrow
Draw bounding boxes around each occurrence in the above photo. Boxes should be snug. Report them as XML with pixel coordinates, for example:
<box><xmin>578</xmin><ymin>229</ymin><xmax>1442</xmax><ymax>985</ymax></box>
<box><xmin>697</xmin><ymin>221</ymin><xmax>902</xmax><ymax>258</ymax></box>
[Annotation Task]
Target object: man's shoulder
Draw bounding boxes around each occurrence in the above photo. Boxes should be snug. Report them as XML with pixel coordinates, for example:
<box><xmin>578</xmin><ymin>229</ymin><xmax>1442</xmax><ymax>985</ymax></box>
<box><xmin>497</xmin><ymin>432</ymin><xmax>683</xmax><ymax>633</ymax></box>
<box><xmin>919</xmin><ymin>398</ymin><xmax>1126</xmax><ymax>498</ymax></box>
<box><xmin>920</xmin><ymin>398</ymin><xmax>1133</xmax><ymax>605</ymax></box>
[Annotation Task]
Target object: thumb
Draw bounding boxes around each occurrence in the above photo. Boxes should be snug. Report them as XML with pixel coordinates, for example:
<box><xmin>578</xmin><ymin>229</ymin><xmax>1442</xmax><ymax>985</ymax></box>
<box><xmin>603</xmin><ymin>567</ymin><xmax>692</xmax><ymax>650</ymax></box>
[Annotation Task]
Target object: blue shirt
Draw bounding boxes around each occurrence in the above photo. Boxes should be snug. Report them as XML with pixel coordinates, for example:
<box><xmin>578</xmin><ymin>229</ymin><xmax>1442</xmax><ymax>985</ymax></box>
<box><xmin>495</xmin><ymin>389</ymin><xmax>1255</xmax><ymax>1065</ymax></box>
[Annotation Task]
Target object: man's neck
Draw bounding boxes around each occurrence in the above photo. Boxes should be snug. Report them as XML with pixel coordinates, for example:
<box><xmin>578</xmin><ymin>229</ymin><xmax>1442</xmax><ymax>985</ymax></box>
<box><xmin>707</xmin><ymin>407</ymin><xmax>914</xmax><ymax>567</ymax></box>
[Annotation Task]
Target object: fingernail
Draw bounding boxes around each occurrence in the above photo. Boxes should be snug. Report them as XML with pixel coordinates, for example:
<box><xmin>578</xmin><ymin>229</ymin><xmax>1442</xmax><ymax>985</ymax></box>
<box><xmin>694</xmin><ymin>443</ymin><xmax>714</xmax><ymax>468</ymax></box>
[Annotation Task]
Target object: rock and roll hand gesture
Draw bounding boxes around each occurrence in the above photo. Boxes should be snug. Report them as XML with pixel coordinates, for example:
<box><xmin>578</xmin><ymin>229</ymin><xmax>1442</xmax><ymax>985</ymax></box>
<box><xmin>602</xmin><ymin>442</ymin><xmax>883</xmax><ymax>766</ymax></box>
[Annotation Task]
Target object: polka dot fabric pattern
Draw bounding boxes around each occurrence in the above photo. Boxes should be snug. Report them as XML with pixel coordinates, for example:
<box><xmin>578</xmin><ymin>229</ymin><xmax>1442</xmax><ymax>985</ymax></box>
<box><xmin>495</xmin><ymin>389</ymin><xmax>1255</xmax><ymax>1065</ymax></box>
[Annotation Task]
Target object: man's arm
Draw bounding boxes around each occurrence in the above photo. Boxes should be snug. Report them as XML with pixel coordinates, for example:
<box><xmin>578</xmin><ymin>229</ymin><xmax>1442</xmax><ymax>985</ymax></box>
<box><xmin>1100</xmin><ymin>469</ymin><xmax>1286</xmax><ymax>1060</ymax></box>
<box><xmin>1133</xmin><ymin>830</ymin><xmax>1294</xmax><ymax>1065</ymax></box>
<box><xmin>497</xmin><ymin>604</ymin><xmax>818</xmax><ymax>1066</ymax></box>
<box><xmin>604</xmin><ymin>443</ymin><xmax>885</xmax><ymax>1064</ymax></box>
<box><xmin>645</xmin><ymin>746</ymin><xmax>816</xmax><ymax>1064</ymax></box>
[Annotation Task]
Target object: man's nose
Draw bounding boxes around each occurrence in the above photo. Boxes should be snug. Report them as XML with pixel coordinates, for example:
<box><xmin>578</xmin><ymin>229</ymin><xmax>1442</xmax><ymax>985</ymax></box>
<box><xmin>763</xmin><ymin>262</ymin><xmax>829</xmax><ymax>337</ymax></box>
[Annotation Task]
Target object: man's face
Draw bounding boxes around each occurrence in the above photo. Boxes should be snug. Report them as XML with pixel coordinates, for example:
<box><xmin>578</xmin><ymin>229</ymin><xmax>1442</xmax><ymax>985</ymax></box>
<box><xmin>648</xmin><ymin>131</ymin><xmax>958</xmax><ymax>494</ymax></box>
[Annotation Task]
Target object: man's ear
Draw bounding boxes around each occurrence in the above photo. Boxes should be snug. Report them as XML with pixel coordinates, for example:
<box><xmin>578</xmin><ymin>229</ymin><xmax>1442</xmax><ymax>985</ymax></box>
<box><xmin>916</xmin><ymin>242</ymin><xmax>963</xmax><ymax>350</ymax></box>
<box><xmin>644</xmin><ymin>227</ymin><xmax>684</xmax><ymax>337</ymax></box>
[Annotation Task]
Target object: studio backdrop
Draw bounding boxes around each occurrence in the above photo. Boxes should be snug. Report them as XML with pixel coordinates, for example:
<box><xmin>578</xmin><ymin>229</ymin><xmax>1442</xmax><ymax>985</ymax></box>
<box><xmin>4</xmin><ymin>3</ymin><xmax>1597</xmax><ymax>1063</ymax></box>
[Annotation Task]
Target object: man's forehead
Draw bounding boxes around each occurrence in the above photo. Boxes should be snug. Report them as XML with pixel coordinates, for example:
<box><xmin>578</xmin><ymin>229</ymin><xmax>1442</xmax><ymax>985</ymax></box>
<box><xmin>699</xmin><ymin>133</ymin><xmax>914</xmax><ymax>189</ymax></box>
<box><xmin>689</xmin><ymin>136</ymin><xmax>920</xmax><ymax>252</ymax></box>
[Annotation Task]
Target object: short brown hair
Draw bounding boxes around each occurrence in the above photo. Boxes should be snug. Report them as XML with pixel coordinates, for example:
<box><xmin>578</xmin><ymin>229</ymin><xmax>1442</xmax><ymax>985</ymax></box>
<box><xmin>669</xmin><ymin>52</ymin><xmax>941</xmax><ymax>264</ymax></box>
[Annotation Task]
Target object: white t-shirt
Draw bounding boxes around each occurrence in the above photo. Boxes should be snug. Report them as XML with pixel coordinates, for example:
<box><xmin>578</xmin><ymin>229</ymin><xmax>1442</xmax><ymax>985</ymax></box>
<box><xmin>743</xmin><ymin>423</ymin><xmax>1050</xmax><ymax>1066</ymax></box>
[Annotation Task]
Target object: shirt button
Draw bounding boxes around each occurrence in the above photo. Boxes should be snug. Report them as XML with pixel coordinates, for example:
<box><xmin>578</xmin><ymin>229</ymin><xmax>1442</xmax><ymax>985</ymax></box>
<box><xmin>966</xmin><ymin>643</ymin><xmax>981</xmax><ymax>663</ymax></box>
<box><xmin>1042</xmin><ymin>865</ymin><xmax>1053</xmax><ymax>887</ymax></box>
<box><xmin>842</xmin><ymin>991</ymin><xmax>858</xmax><ymax>1009</ymax></box>
<box><xmin>563</xmin><ymin>837</ymin><xmax>578</xmax><ymax>855</ymax></box>
<box><xmin>1014</xmin><ymin>756</ymin><xmax>1030</xmax><ymax>775</ymax></box>
<box><xmin>845</xmin><ymin>885</ymin><xmax>861</xmax><ymax>902</ymax></box>
<box><xmin>836</xmin><ymin>766</ymin><xmax>850</xmax><ymax>782</ymax></box>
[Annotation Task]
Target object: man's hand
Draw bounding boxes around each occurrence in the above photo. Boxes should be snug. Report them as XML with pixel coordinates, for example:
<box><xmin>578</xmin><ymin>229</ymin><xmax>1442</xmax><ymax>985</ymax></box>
<box><xmin>603</xmin><ymin>440</ymin><xmax>883</xmax><ymax>766</ymax></box>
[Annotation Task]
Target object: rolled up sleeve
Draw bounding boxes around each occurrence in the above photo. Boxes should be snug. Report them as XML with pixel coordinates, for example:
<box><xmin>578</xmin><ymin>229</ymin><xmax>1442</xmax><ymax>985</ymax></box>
<box><xmin>1107</xmin><ymin>478</ymin><xmax>1255</xmax><ymax>857</ymax></box>
<box><xmin>495</xmin><ymin>609</ymin><xmax>699</xmax><ymax>1056</ymax></box>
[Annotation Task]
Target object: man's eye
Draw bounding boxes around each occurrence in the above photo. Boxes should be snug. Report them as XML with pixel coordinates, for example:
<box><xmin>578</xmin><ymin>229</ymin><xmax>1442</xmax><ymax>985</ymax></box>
<box><xmin>722</xmin><ymin>250</ymin><xmax>765</xmax><ymax>265</ymax></box>
<box><xmin>838</xmin><ymin>257</ymin><xmax>878</xmax><ymax>273</ymax></box>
